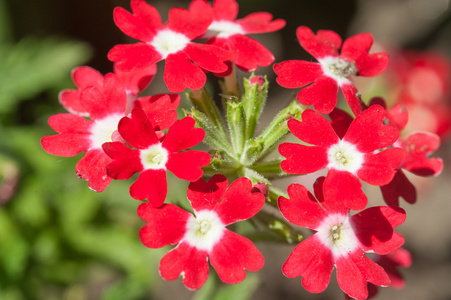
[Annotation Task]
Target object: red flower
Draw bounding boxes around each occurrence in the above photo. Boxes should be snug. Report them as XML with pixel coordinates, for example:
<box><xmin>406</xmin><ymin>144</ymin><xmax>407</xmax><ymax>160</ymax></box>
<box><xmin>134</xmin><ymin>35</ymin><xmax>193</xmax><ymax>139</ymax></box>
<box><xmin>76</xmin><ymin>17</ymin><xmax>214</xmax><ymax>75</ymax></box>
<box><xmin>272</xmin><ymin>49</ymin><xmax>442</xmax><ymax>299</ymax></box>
<box><xmin>278</xmin><ymin>179</ymin><xmax>406</xmax><ymax>300</ymax></box>
<box><xmin>108</xmin><ymin>0</ymin><xmax>230</xmax><ymax>92</ymax></box>
<box><xmin>191</xmin><ymin>0</ymin><xmax>285</xmax><ymax>72</ymax></box>
<box><xmin>274</xmin><ymin>26</ymin><xmax>388</xmax><ymax>116</ymax></box>
<box><xmin>279</xmin><ymin>105</ymin><xmax>404</xmax><ymax>210</ymax></box>
<box><xmin>368</xmin><ymin>99</ymin><xmax>444</xmax><ymax>206</ymax></box>
<box><xmin>41</xmin><ymin>70</ymin><xmax>178</xmax><ymax>192</ymax></box>
<box><xmin>103</xmin><ymin>109</ymin><xmax>210</xmax><ymax>206</ymax></box>
<box><xmin>138</xmin><ymin>175</ymin><xmax>265</xmax><ymax>289</ymax></box>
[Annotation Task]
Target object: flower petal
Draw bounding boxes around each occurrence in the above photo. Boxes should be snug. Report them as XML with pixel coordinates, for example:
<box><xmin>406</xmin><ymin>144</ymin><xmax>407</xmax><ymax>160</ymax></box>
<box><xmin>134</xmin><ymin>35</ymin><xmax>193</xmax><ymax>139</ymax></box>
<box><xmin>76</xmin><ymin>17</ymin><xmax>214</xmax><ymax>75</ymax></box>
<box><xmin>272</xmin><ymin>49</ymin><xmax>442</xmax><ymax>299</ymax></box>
<box><xmin>108</xmin><ymin>43</ymin><xmax>162</xmax><ymax>72</ymax></box>
<box><xmin>75</xmin><ymin>148</ymin><xmax>112</xmax><ymax>192</ymax></box>
<box><xmin>210</xmin><ymin>230</ymin><xmax>264</xmax><ymax>284</ymax></box>
<box><xmin>380</xmin><ymin>169</ymin><xmax>416</xmax><ymax>206</ymax></box>
<box><xmin>279</xmin><ymin>143</ymin><xmax>328</xmax><ymax>174</ymax></box>
<box><xmin>118</xmin><ymin>109</ymin><xmax>159</xmax><ymax>149</ymax></box>
<box><xmin>164</xmin><ymin>51</ymin><xmax>207</xmax><ymax>93</ymax></box>
<box><xmin>166</xmin><ymin>150</ymin><xmax>210</xmax><ymax>181</ymax></box>
<box><xmin>282</xmin><ymin>235</ymin><xmax>334</xmax><ymax>294</ymax></box>
<box><xmin>138</xmin><ymin>202</ymin><xmax>190</xmax><ymax>248</ymax></box>
<box><xmin>187</xmin><ymin>174</ymin><xmax>229</xmax><ymax>212</ymax></box>
<box><xmin>297</xmin><ymin>75</ymin><xmax>339</xmax><ymax>114</ymax></box>
<box><xmin>296</xmin><ymin>26</ymin><xmax>341</xmax><ymax>59</ymax></box>
<box><xmin>288</xmin><ymin>110</ymin><xmax>339</xmax><ymax>146</ymax></box>
<box><xmin>358</xmin><ymin>148</ymin><xmax>404</xmax><ymax>186</ymax></box>
<box><xmin>130</xmin><ymin>169</ymin><xmax>167</xmax><ymax>205</ymax></box>
<box><xmin>162</xmin><ymin>117</ymin><xmax>205</xmax><ymax>153</ymax></box>
<box><xmin>324</xmin><ymin>169</ymin><xmax>367</xmax><ymax>211</ymax></box>
<box><xmin>159</xmin><ymin>242</ymin><xmax>209</xmax><ymax>290</ymax></box>
<box><xmin>215</xmin><ymin>177</ymin><xmax>265</xmax><ymax>225</ymax></box>
<box><xmin>273</xmin><ymin>60</ymin><xmax>322</xmax><ymax>88</ymax></box>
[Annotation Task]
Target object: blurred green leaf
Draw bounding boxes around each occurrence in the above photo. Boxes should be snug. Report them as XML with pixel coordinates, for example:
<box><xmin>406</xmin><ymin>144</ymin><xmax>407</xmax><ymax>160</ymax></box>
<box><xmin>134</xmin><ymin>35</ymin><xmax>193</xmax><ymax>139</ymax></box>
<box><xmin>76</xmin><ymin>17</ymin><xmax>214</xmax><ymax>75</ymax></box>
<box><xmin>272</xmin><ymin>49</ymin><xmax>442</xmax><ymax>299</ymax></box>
<box><xmin>0</xmin><ymin>37</ymin><xmax>91</xmax><ymax>115</ymax></box>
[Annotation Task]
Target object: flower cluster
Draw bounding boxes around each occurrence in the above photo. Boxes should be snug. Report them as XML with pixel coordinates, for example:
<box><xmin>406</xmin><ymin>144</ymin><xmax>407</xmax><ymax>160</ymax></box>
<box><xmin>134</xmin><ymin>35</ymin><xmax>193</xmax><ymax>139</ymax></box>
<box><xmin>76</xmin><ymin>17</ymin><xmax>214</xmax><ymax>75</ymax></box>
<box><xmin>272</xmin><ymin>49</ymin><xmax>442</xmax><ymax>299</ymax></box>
<box><xmin>41</xmin><ymin>0</ymin><xmax>444</xmax><ymax>299</ymax></box>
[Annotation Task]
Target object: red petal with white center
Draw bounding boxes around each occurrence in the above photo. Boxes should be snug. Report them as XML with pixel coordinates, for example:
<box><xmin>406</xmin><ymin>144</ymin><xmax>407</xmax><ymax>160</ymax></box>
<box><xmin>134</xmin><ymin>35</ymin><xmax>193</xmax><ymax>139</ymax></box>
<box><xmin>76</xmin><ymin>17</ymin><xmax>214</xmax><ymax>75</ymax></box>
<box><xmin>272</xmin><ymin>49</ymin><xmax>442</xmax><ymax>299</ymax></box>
<box><xmin>351</xmin><ymin>206</ymin><xmax>406</xmax><ymax>255</ymax></box>
<box><xmin>164</xmin><ymin>51</ymin><xmax>207</xmax><ymax>93</ymax></box>
<box><xmin>187</xmin><ymin>174</ymin><xmax>229</xmax><ymax>212</ymax></box>
<box><xmin>297</xmin><ymin>75</ymin><xmax>339</xmax><ymax>114</ymax></box>
<box><xmin>118</xmin><ymin>109</ymin><xmax>159</xmax><ymax>149</ymax></box>
<box><xmin>336</xmin><ymin>250</ymin><xmax>390</xmax><ymax>300</ymax></box>
<box><xmin>329</xmin><ymin>108</ymin><xmax>354</xmax><ymax>139</ymax></box>
<box><xmin>324</xmin><ymin>170</ymin><xmax>368</xmax><ymax>211</ymax></box>
<box><xmin>108</xmin><ymin>43</ymin><xmax>162</xmax><ymax>72</ymax></box>
<box><xmin>80</xmin><ymin>74</ymin><xmax>127</xmax><ymax>120</ymax></box>
<box><xmin>212</xmin><ymin>0</ymin><xmax>238</xmax><ymax>21</ymax></box>
<box><xmin>344</xmin><ymin>105</ymin><xmax>400</xmax><ymax>153</ymax></box>
<box><xmin>278</xmin><ymin>183</ymin><xmax>328</xmax><ymax>229</ymax></box>
<box><xmin>184</xmin><ymin>43</ymin><xmax>230</xmax><ymax>73</ymax></box>
<box><xmin>358</xmin><ymin>147</ymin><xmax>404</xmax><ymax>186</ymax></box>
<box><xmin>75</xmin><ymin>148</ymin><xmax>112</xmax><ymax>192</ymax></box>
<box><xmin>130</xmin><ymin>169</ymin><xmax>167</xmax><ymax>204</ymax></box>
<box><xmin>102</xmin><ymin>142</ymin><xmax>142</xmax><ymax>179</ymax></box>
<box><xmin>340</xmin><ymin>33</ymin><xmax>388</xmax><ymax>77</ymax></box>
<box><xmin>159</xmin><ymin>242</ymin><xmax>209</xmax><ymax>290</ymax></box>
<box><xmin>210</xmin><ymin>230</ymin><xmax>264</xmax><ymax>284</ymax></box>
<box><xmin>162</xmin><ymin>117</ymin><xmax>205</xmax><ymax>153</ymax></box>
<box><xmin>273</xmin><ymin>60</ymin><xmax>322</xmax><ymax>88</ymax></box>
<box><xmin>237</xmin><ymin>12</ymin><xmax>286</xmax><ymax>34</ymax></box>
<box><xmin>135</xmin><ymin>94</ymin><xmax>180</xmax><ymax>130</ymax></box>
<box><xmin>113</xmin><ymin>0</ymin><xmax>162</xmax><ymax>42</ymax></box>
<box><xmin>166</xmin><ymin>150</ymin><xmax>210</xmax><ymax>181</ymax></box>
<box><xmin>288</xmin><ymin>111</ymin><xmax>339</xmax><ymax>146</ymax></box>
<box><xmin>138</xmin><ymin>202</ymin><xmax>190</xmax><ymax>248</ymax></box>
<box><xmin>401</xmin><ymin>132</ymin><xmax>443</xmax><ymax>176</ymax></box>
<box><xmin>341</xmin><ymin>83</ymin><xmax>364</xmax><ymax>117</ymax></box>
<box><xmin>296</xmin><ymin>26</ymin><xmax>341</xmax><ymax>59</ymax></box>
<box><xmin>215</xmin><ymin>177</ymin><xmax>265</xmax><ymax>225</ymax></box>
<box><xmin>279</xmin><ymin>143</ymin><xmax>328</xmax><ymax>174</ymax></box>
<box><xmin>225</xmin><ymin>35</ymin><xmax>274</xmax><ymax>71</ymax></box>
<box><xmin>167</xmin><ymin>7</ymin><xmax>211</xmax><ymax>40</ymax></box>
<box><xmin>282</xmin><ymin>235</ymin><xmax>334</xmax><ymax>293</ymax></box>
<box><xmin>114</xmin><ymin>63</ymin><xmax>156</xmax><ymax>95</ymax></box>
<box><xmin>380</xmin><ymin>169</ymin><xmax>417</xmax><ymax>206</ymax></box>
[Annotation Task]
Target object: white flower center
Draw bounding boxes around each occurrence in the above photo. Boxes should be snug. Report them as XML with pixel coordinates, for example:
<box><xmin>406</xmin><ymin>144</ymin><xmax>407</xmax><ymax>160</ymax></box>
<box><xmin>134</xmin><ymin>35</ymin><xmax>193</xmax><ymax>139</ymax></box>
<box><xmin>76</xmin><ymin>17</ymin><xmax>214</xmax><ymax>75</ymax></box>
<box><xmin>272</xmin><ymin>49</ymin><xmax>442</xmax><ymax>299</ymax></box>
<box><xmin>139</xmin><ymin>143</ymin><xmax>169</xmax><ymax>170</ymax></box>
<box><xmin>150</xmin><ymin>29</ymin><xmax>190</xmax><ymax>59</ymax></box>
<box><xmin>207</xmin><ymin>20</ymin><xmax>245</xmax><ymax>38</ymax></box>
<box><xmin>315</xmin><ymin>213</ymin><xmax>359</xmax><ymax>258</ymax></box>
<box><xmin>89</xmin><ymin>114</ymin><xmax>124</xmax><ymax>149</ymax></box>
<box><xmin>319</xmin><ymin>56</ymin><xmax>357</xmax><ymax>86</ymax></box>
<box><xmin>327</xmin><ymin>140</ymin><xmax>364</xmax><ymax>174</ymax></box>
<box><xmin>184</xmin><ymin>210</ymin><xmax>225</xmax><ymax>252</ymax></box>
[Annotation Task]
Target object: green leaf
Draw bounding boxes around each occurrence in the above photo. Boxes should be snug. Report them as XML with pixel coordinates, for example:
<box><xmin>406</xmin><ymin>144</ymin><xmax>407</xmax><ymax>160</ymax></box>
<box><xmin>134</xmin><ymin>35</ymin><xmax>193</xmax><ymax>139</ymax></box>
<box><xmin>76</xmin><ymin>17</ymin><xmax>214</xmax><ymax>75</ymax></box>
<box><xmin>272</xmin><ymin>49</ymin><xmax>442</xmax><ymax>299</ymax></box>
<box><xmin>0</xmin><ymin>37</ymin><xmax>91</xmax><ymax>114</ymax></box>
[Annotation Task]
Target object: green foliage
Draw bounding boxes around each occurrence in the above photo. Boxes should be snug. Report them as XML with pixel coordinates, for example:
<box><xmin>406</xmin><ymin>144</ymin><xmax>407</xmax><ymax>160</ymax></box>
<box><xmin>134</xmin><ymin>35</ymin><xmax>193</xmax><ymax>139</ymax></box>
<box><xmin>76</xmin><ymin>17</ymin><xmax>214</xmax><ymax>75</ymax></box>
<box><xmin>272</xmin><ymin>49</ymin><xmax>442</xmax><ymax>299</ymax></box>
<box><xmin>0</xmin><ymin>37</ymin><xmax>91</xmax><ymax>115</ymax></box>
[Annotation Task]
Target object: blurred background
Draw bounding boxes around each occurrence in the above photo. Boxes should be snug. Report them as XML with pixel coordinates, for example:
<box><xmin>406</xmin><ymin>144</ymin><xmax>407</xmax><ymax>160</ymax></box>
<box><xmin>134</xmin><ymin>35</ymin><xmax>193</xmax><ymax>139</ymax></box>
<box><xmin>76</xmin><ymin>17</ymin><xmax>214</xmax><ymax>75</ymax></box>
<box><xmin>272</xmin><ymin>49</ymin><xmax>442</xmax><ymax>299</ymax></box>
<box><xmin>1</xmin><ymin>0</ymin><xmax>451</xmax><ymax>299</ymax></box>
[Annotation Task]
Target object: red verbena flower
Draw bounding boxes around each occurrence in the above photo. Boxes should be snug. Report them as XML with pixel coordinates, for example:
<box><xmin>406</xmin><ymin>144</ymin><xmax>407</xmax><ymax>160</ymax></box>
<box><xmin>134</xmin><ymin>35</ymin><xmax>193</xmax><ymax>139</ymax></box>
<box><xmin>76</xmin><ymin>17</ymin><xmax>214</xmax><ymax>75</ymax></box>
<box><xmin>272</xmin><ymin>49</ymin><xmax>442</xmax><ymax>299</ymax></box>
<box><xmin>278</xmin><ymin>179</ymin><xmax>406</xmax><ymax>300</ymax></box>
<box><xmin>41</xmin><ymin>69</ymin><xmax>178</xmax><ymax>192</ymax></box>
<box><xmin>274</xmin><ymin>26</ymin><xmax>388</xmax><ymax>116</ymax></box>
<box><xmin>191</xmin><ymin>0</ymin><xmax>285</xmax><ymax>72</ymax></box>
<box><xmin>279</xmin><ymin>105</ymin><xmax>404</xmax><ymax>210</ymax></box>
<box><xmin>137</xmin><ymin>175</ymin><xmax>265</xmax><ymax>289</ymax></box>
<box><xmin>367</xmin><ymin>99</ymin><xmax>444</xmax><ymax>205</ymax></box>
<box><xmin>108</xmin><ymin>0</ymin><xmax>230</xmax><ymax>92</ymax></box>
<box><xmin>102</xmin><ymin>108</ymin><xmax>210</xmax><ymax>206</ymax></box>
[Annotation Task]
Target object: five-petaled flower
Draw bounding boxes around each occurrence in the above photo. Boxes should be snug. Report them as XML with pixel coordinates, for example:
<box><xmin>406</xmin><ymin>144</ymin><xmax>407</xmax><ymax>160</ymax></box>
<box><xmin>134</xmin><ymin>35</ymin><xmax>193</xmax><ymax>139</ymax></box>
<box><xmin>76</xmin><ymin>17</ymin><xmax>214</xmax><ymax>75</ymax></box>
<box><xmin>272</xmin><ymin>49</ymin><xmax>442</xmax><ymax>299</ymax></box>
<box><xmin>190</xmin><ymin>0</ymin><xmax>285</xmax><ymax>74</ymax></box>
<box><xmin>41</xmin><ymin>68</ymin><xmax>179</xmax><ymax>192</ymax></box>
<box><xmin>102</xmin><ymin>108</ymin><xmax>210</xmax><ymax>206</ymax></box>
<box><xmin>274</xmin><ymin>26</ymin><xmax>388</xmax><ymax>116</ymax></box>
<box><xmin>137</xmin><ymin>175</ymin><xmax>265</xmax><ymax>289</ymax></box>
<box><xmin>279</xmin><ymin>178</ymin><xmax>406</xmax><ymax>300</ymax></box>
<box><xmin>108</xmin><ymin>0</ymin><xmax>231</xmax><ymax>93</ymax></box>
<box><xmin>279</xmin><ymin>105</ymin><xmax>404</xmax><ymax>210</ymax></box>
